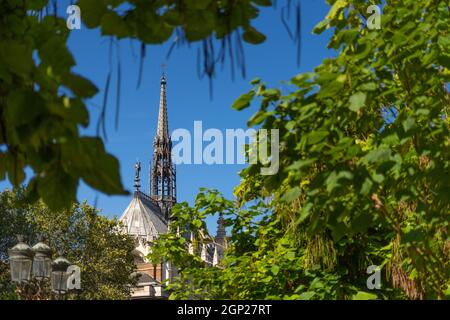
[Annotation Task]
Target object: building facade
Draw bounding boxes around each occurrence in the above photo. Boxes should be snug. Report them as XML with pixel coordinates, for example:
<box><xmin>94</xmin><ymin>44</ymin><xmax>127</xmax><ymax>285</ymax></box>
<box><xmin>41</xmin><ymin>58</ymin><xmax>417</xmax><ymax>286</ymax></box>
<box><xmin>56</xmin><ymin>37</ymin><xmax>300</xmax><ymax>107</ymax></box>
<box><xmin>119</xmin><ymin>72</ymin><xmax>227</xmax><ymax>299</ymax></box>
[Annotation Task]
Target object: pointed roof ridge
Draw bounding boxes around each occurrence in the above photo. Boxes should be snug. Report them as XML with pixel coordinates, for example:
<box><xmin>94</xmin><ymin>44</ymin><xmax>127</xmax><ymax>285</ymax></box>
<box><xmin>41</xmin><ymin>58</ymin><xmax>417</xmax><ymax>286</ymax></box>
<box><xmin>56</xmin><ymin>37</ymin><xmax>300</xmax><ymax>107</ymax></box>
<box><xmin>119</xmin><ymin>191</ymin><xmax>168</xmax><ymax>237</ymax></box>
<box><xmin>156</xmin><ymin>68</ymin><xmax>169</xmax><ymax>141</ymax></box>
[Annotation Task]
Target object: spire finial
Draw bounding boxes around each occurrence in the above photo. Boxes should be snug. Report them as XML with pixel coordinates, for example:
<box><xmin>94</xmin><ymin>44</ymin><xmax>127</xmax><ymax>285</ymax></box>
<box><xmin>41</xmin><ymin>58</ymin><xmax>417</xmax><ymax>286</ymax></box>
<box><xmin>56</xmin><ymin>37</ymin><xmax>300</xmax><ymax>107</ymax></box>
<box><xmin>161</xmin><ymin>63</ymin><xmax>166</xmax><ymax>84</ymax></box>
<box><xmin>156</xmin><ymin>68</ymin><xmax>169</xmax><ymax>139</ymax></box>
<box><xmin>134</xmin><ymin>161</ymin><xmax>141</xmax><ymax>192</ymax></box>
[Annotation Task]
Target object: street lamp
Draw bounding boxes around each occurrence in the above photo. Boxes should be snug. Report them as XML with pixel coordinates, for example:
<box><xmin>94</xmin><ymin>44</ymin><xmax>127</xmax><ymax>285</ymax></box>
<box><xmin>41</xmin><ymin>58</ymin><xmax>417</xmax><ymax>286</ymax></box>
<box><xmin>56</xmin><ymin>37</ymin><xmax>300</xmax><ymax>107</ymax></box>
<box><xmin>7</xmin><ymin>236</ymin><xmax>78</xmax><ymax>299</ymax></box>
<box><xmin>32</xmin><ymin>241</ymin><xmax>52</xmax><ymax>280</ymax></box>
<box><xmin>51</xmin><ymin>255</ymin><xmax>71</xmax><ymax>296</ymax></box>
<box><xmin>7</xmin><ymin>236</ymin><xmax>33</xmax><ymax>283</ymax></box>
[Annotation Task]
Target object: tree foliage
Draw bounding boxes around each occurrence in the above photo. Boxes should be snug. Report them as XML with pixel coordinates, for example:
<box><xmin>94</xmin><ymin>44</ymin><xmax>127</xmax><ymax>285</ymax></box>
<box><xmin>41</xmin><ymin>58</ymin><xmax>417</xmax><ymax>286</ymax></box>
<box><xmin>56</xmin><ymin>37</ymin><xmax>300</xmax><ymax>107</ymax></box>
<box><xmin>0</xmin><ymin>189</ymin><xmax>137</xmax><ymax>300</ymax></box>
<box><xmin>150</xmin><ymin>0</ymin><xmax>450</xmax><ymax>299</ymax></box>
<box><xmin>0</xmin><ymin>0</ymin><xmax>129</xmax><ymax>210</ymax></box>
<box><xmin>0</xmin><ymin>0</ymin><xmax>297</xmax><ymax>210</ymax></box>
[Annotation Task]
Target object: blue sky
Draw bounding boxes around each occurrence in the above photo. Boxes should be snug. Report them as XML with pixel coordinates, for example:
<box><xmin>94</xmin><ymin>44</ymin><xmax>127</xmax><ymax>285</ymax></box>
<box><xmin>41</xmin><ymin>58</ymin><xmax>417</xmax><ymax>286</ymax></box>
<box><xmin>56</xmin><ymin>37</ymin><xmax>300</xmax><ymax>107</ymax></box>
<box><xmin>1</xmin><ymin>0</ymin><xmax>335</xmax><ymax>232</ymax></box>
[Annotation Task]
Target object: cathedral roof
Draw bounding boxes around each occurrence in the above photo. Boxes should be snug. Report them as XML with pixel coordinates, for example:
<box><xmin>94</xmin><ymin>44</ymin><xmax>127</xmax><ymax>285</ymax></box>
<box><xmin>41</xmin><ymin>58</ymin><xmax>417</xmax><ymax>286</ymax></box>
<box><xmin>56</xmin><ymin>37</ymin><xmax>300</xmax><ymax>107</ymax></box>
<box><xmin>120</xmin><ymin>191</ymin><xmax>168</xmax><ymax>238</ymax></box>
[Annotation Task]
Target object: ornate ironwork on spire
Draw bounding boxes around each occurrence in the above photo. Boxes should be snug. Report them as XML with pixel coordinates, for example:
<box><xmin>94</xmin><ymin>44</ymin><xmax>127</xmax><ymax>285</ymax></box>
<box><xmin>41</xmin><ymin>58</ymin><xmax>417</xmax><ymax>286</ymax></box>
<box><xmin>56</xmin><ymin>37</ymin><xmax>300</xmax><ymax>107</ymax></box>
<box><xmin>150</xmin><ymin>68</ymin><xmax>176</xmax><ymax>220</ymax></box>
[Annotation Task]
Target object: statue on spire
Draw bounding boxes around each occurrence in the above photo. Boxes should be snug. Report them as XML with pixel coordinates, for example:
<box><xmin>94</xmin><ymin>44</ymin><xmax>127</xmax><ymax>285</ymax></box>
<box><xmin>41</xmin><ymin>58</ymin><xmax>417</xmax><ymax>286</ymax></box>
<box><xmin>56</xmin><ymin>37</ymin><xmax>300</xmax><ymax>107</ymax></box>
<box><xmin>134</xmin><ymin>160</ymin><xmax>141</xmax><ymax>192</ymax></box>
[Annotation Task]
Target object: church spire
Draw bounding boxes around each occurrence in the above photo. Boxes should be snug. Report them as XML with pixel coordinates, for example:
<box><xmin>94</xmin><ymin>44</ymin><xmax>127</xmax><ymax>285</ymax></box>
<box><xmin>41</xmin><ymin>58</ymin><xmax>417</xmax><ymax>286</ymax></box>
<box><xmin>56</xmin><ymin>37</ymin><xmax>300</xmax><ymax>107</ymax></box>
<box><xmin>215</xmin><ymin>213</ymin><xmax>226</xmax><ymax>243</ymax></box>
<box><xmin>150</xmin><ymin>67</ymin><xmax>176</xmax><ymax>220</ymax></box>
<box><xmin>214</xmin><ymin>213</ymin><xmax>227</xmax><ymax>263</ymax></box>
<box><xmin>156</xmin><ymin>65</ymin><xmax>169</xmax><ymax>141</ymax></box>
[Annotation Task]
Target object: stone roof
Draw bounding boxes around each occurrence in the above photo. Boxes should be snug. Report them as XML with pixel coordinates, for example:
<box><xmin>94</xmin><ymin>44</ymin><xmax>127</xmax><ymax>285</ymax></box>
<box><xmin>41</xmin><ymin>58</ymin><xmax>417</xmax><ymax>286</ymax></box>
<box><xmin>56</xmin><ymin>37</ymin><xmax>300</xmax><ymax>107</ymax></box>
<box><xmin>120</xmin><ymin>191</ymin><xmax>168</xmax><ymax>238</ymax></box>
<box><xmin>136</xmin><ymin>272</ymin><xmax>156</xmax><ymax>285</ymax></box>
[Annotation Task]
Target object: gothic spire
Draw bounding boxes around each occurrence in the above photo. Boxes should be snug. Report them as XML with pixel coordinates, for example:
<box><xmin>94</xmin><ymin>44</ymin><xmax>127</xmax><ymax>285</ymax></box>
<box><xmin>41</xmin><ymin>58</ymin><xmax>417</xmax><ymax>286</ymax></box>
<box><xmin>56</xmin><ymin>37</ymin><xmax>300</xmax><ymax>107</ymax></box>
<box><xmin>156</xmin><ymin>65</ymin><xmax>169</xmax><ymax>141</ymax></box>
<box><xmin>150</xmin><ymin>68</ymin><xmax>176</xmax><ymax>220</ymax></box>
<box><xmin>214</xmin><ymin>213</ymin><xmax>227</xmax><ymax>264</ymax></box>
<box><xmin>215</xmin><ymin>213</ymin><xmax>226</xmax><ymax>243</ymax></box>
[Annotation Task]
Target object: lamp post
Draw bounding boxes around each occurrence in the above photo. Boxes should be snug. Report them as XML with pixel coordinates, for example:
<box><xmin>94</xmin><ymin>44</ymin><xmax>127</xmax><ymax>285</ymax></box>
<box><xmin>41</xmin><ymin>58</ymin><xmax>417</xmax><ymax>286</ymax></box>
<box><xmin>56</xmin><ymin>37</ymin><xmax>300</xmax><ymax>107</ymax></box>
<box><xmin>32</xmin><ymin>241</ymin><xmax>52</xmax><ymax>280</ymax></box>
<box><xmin>51</xmin><ymin>255</ymin><xmax>71</xmax><ymax>298</ymax></box>
<box><xmin>7</xmin><ymin>236</ymin><xmax>76</xmax><ymax>300</ymax></box>
<box><xmin>8</xmin><ymin>236</ymin><xmax>33</xmax><ymax>285</ymax></box>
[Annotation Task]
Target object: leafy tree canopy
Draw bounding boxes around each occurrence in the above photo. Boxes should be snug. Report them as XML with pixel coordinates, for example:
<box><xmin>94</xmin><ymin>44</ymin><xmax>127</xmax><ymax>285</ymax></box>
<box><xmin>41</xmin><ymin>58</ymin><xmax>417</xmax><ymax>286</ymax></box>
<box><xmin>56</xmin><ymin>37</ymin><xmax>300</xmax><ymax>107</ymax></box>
<box><xmin>0</xmin><ymin>0</ymin><xmax>296</xmax><ymax>210</ymax></box>
<box><xmin>0</xmin><ymin>189</ymin><xmax>136</xmax><ymax>300</ymax></box>
<box><xmin>150</xmin><ymin>0</ymin><xmax>450</xmax><ymax>300</ymax></box>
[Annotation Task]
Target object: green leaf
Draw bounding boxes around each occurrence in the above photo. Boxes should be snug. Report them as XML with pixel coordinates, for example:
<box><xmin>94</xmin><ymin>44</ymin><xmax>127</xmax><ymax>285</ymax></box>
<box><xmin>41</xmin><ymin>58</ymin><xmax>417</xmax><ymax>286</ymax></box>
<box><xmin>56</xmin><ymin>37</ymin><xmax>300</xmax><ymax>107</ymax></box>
<box><xmin>248</xmin><ymin>110</ymin><xmax>272</xmax><ymax>126</ymax></box>
<box><xmin>250</xmin><ymin>77</ymin><xmax>261</xmax><ymax>85</ymax></box>
<box><xmin>284</xmin><ymin>251</ymin><xmax>296</xmax><ymax>261</ymax></box>
<box><xmin>39</xmin><ymin>38</ymin><xmax>75</xmax><ymax>73</ymax></box>
<box><xmin>37</xmin><ymin>168</ymin><xmax>78</xmax><ymax>210</ymax></box>
<box><xmin>313</xmin><ymin>19</ymin><xmax>329</xmax><ymax>34</ymax></box>
<box><xmin>270</xmin><ymin>265</ymin><xmax>280</xmax><ymax>276</ymax></box>
<box><xmin>360</xmin><ymin>82</ymin><xmax>377</xmax><ymax>91</ymax></box>
<box><xmin>325</xmin><ymin>0</ymin><xmax>348</xmax><ymax>21</ymax></box>
<box><xmin>0</xmin><ymin>40</ymin><xmax>33</xmax><ymax>75</ymax></box>
<box><xmin>349</xmin><ymin>92</ymin><xmax>366</xmax><ymax>112</ymax></box>
<box><xmin>285</xmin><ymin>120</ymin><xmax>296</xmax><ymax>130</ymax></box>
<box><xmin>26</xmin><ymin>0</ymin><xmax>48</xmax><ymax>10</ymax></box>
<box><xmin>402</xmin><ymin>116</ymin><xmax>415</xmax><ymax>132</ymax></box>
<box><xmin>101</xmin><ymin>12</ymin><xmax>130</xmax><ymax>38</ymax></box>
<box><xmin>62</xmin><ymin>73</ymin><xmax>98</xmax><ymax>98</ymax></box>
<box><xmin>192</xmin><ymin>219</ymin><xmax>203</xmax><ymax>228</ymax></box>
<box><xmin>297</xmin><ymin>202</ymin><xmax>313</xmax><ymax>223</ymax></box>
<box><xmin>326</xmin><ymin>170</ymin><xmax>353</xmax><ymax>193</ymax></box>
<box><xmin>232</xmin><ymin>91</ymin><xmax>255</xmax><ymax>110</ymax></box>
<box><xmin>352</xmin><ymin>291</ymin><xmax>378</xmax><ymax>300</ymax></box>
<box><xmin>281</xmin><ymin>186</ymin><xmax>301</xmax><ymax>203</ymax></box>
<box><xmin>364</xmin><ymin>148</ymin><xmax>392</xmax><ymax>163</ymax></box>
<box><xmin>360</xmin><ymin>178</ymin><xmax>373</xmax><ymax>195</ymax></box>
<box><xmin>286</xmin><ymin>159</ymin><xmax>316</xmax><ymax>171</ymax></box>
<box><xmin>64</xmin><ymin>137</ymin><xmax>128</xmax><ymax>196</ymax></box>
<box><xmin>317</xmin><ymin>75</ymin><xmax>345</xmax><ymax>98</ymax></box>
<box><xmin>4</xmin><ymin>154</ymin><xmax>25</xmax><ymax>187</ymax></box>
<box><xmin>5</xmin><ymin>89</ymin><xmax>46</xmax><ymax>126</ymax></box>
<box><xmin>444</xmin><ymin>285</ymin><xmax>450</xmax><ymax>298</ymax></box>
<box><xmin>307</xmin><ymin>130</ymin><xmax>329</xmax><ymax>145</ymax></box>
<box><xmin>47</xmin><ymin>97</ymin><xmax>89</xmax><ymax>127</ymax></box>
<box><xmin>261</xmin><ymin>88</ymin><xmax>280</xmax><ymax>98</ymax></box>
<box><xmin>243</xmin><ymin>26</ymin><xmax>266</xmax><ymax>44</ymax></box>
<box><xmin>78</xmin><ymin>0</ymin><xmax>107</xmax><ymax>28</ymax></box>
<box><xmin>299</xmin><ymin>291</ymin><xmax>315</xmax><ymax>300</ymax></box>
